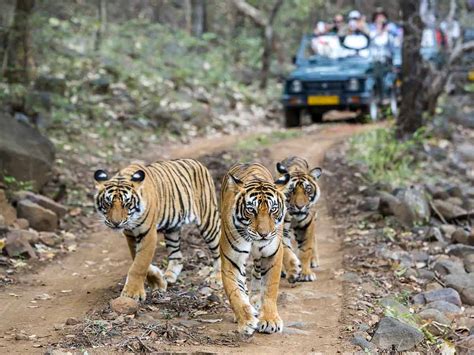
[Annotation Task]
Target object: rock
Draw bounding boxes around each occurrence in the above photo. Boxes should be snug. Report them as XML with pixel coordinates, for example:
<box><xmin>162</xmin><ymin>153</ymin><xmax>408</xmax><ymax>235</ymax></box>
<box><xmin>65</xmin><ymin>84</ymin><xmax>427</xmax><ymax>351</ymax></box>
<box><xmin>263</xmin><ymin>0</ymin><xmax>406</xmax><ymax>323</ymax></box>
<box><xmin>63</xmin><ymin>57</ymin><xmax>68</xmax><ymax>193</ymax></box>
<box><xmin>418</xmin><ymin>308</ymin><xmax>450</xmax><ymax>325</ymax></box>
<box><xmin>440</xmin><ymin>224</ymin><xmax>457</xmax><ymax>239</ymax></box>
<box><xmin>0</xmin><ymin>214</ymin><xmax>5</xmax><ymax>228</ymax></box>
<box><xmin>65</xmin><ymin>317</ymin><xmax>80</xmax><ymax>326</ymax></box>
<box><xmin>457</xmin><ymin>143</ymin><xmax>474</xmax><ymax>162</ymax></box>
<box><xmin>0</xmin><ymin>190</ymin><xmax>17</xmax><ymax>225</ymax></box>
<box><xmin>5</xmin><ymin>229</ymin><xmax>37</xmax><ymax>258</ymax></box>
<box><xmin>14</xmin><ymin>218</ymin><xmax>29</xmax><ymax>230</ymax></box>
<box><xmin>452</xmin><ymin>228</ymin><xmax>472</xmax><ymax>245</ymax></box>
<box><xmin>418</xmin><ymin>308</ymin><xmax>451</xmax><ymax>335</ymax></box>
<box><xmin>456</xmin><ymin>334</ymin><xmax>474</xmax><ymax>352</ymax></box>
<box><xmin>14</xmin><ymin>333</ymin><xmax>29</xmax><ymax>341</ymax></box>
<box><xmin>359</xmin><ymin>197</ymin><xmax>380</xmax><ymax>212</ymax></box>
<box><xmin>413</xmin><ymin>288</ymin><xmax>462</xmax><ymax>307</ymax></box>
<box><xmin>371</xmin><ymin>317</ymin><xmax>424</xmax><ymax>351</ymax></box>
<box><xmin>446</xmin><ymin>197</ymin><xmax>464</xmax><ymax>207</ymax></box>
<box><xmin>14</xmin><ymin>191</ymin><xmax>67</xmax><ymax>218</ymax></box>
<box><xmin>394</xmin><ymin>185</ymin><xmax>431</xmax><ymax>223</ymax></box>
<box><xmin>351</xmin><ymin>334</ymin><xmax>377</xmax><ymax>351</ymax></box>
<box><xmin>378</xmin><ymin>192</ymin><xmax>415</xmax><ymax>227</ymax></box>
<box><xmin>17</xmin><ymin>200</ymin><xmax>58</xmax><ymax>232</ymax></box>
<box><xmin>39</xmin><ymin>232</ymin><xmax>60</xmax><ymax>247</ymax></box>
<box><xmin>426</xmin><ymin>227</ymin><xmax>446</xmax><ymax>243</ymax></box>
<box><xmin>444</xmin><ymin>273</ymin><xmax>474</xmax><ymax>305</ymax></box>
<box><xmin>433</xmin><ymin>259</ymin><xmax>466</xmax><ymax>276</ymax></box>
<box><xmin>428</xmin><ymin>300</ymin><xmax>462</xmax><ymax>319</ymax></box>
<box><xmin>380</xmin><ymin>297</ymin><xmax>412</xmax><ymax>319</ymax></box>
<box><xmin>447</xmin><ymin>244</ymin><xmax>474</xmax><ymax>259</ymax></box>
<box><xmin>0</xmin><ymin>113</ymin><xmax>55</xmax><ymax>190</ymax></box>
<box><xmin>446</xmin><ymin>185</ymin><xmax>464</xmax><ymax>199</ymax></box>
<box><xmin>464</xmin><ymin>254</ymin><xmax>474</xmax><ymax>273</ymax></box>
<box><xmin>110</xmin><ymin>296</ymin><xmax>139</xmax><ymax>315</ymax></box>
<box><xmin>432</xmin><ymin>199</ymin><xmax>468</xmax><ymax>220</ymax></box>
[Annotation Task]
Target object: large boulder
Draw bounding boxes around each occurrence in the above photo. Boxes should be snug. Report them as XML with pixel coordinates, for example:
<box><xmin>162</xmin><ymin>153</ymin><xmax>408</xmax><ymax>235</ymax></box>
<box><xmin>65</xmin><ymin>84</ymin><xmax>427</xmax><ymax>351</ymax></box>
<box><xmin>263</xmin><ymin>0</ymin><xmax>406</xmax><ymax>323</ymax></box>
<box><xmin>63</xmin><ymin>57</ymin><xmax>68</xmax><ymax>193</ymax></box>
<box><xmin>371</xmin><ymin>317</ymin><xmax>424</xmax><ymax>351</ymax></box>
<box><xmin>4</xmin><ymin>229</ymin><xmax>37</xmax><ymax>259</ymax></box>
<box><xmin>0</xmin><ymin>113</ymin><xmax>55</xmax><ymax>189</ymax></box>
<box><xmin>16</xmin><ymin>200</ymin><xmax>58</xmax><ymax>232</ymax></box>
<box><xmin>13</xmin><ymin>191</ymin><xmax>67</xmax><ymax>218</ymax></box>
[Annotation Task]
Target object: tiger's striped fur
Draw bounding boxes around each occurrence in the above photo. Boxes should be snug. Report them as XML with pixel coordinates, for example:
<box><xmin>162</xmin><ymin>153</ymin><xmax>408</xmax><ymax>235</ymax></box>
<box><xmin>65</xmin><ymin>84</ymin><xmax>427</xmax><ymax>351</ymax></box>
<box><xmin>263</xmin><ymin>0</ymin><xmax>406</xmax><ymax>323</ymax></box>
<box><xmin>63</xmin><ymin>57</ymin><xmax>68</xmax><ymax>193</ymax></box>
<box><xmin>94</xmin><ymin>159</ymin><xmax>220</xmax><ymax>301</ymax></box>
<box><xmin>276</xmin><ymin>156</ymin><xmax>322</xmax><ymax>283</ymax></box>
<box><xmin>220</xmin><ymin>163</ymin><xmax>289</xmax><ymax>335</ymax></box>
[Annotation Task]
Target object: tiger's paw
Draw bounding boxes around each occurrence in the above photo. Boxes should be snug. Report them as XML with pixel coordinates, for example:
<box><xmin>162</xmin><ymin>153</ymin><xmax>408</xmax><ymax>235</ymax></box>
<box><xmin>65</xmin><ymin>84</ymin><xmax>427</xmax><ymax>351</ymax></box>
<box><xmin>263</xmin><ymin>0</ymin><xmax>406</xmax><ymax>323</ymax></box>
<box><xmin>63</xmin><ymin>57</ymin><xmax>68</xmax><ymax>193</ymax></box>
<box><xmin>147</xmin><ymin>265</ymin><xmax>167</xmax><ymax>292</ymax></box>
<box><xmin>299</xmin><ymin>270</ymin><xmax>317</xmax><ymax>282</ymax></box>
<box><xmin>236</xmin><ymin>304</ymin><xmax>259</xmax><ymax>336</ymax></box>
<box><xmin>164</xmin><ymin>260</ymin><xmax>183</xmax><ymax>284</ymax></box>
<box><xmin>257</xmin><ymin>314</ymin><xmax>283</xmax><ymax>334</ymax></box>
<box><xmin>121</xmin><ymin>282</ymin><xmax>146</xmax><ymax>301</ymax></box>
<box><xmin>287</xmin><ymin>271</ymin><xmax>301</xmax><ymax>284</ymax></box>
<box><xmin>310</xmin><ymin>257</ymin><xmax>320</xmax><ymax>269</ymax></box>
<box><xmin>237</xmin><ymin>315</ymin><xmax>259</xmax><ymax>336</ymax></box>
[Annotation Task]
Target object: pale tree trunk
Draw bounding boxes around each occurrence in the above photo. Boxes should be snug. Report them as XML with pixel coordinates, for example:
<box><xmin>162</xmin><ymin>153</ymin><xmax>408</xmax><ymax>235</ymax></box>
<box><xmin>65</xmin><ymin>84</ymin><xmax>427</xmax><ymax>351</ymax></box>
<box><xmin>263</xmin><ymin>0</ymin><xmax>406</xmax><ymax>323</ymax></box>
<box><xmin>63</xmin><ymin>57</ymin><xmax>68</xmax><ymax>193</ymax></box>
<box><xmin>191</xmin><ymin>0</ymin><xmax>206</xmax><ymax>37</ymax></box>
<box><xmin>184</xmin><ymin>0</ymin><xmax>192</xmax><ymax>34</ymax></box>
<box><xmin>95</xmin><ymin>0</ymin><xmax>107</xmax><ymax>51</ymax></box>
<box><xmin>396</xmin><ymin>0</ymin><xmax>425</xmax><ymax>138</ymax></box>
<box><xmin>4</xmin><ymin>0</ymin><xmax>35</xmax><ymax>84</ymax></box>
<box><xmin>232</xmin><ymin>0</ymin><xmax>283</xmax><ymax>89</ymax></box>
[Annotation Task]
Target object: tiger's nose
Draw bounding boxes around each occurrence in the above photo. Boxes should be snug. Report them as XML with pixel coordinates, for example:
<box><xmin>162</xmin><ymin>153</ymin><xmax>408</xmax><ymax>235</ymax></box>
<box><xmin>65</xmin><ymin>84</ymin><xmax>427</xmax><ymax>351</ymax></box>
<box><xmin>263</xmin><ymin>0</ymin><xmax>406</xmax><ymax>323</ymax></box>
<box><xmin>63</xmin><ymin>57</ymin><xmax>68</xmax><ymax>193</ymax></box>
<box><xmin>111</xmin><ymin>221</ymin><xmax>121</xmax><ymax>227</ymax></box>
<box><xmin>258</xmin><ymin>231</ymin><xmax>269</xmax><ymax>238</ymax></box>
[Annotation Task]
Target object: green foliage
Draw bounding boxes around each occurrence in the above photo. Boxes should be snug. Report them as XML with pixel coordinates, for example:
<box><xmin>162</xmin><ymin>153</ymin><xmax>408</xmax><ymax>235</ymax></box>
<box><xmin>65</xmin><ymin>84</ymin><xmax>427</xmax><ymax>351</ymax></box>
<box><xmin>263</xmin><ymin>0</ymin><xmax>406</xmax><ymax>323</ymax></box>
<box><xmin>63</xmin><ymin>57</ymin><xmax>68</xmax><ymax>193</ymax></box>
<box><xmin>2</xmin><ymin>175</ymin><xmax>34</xmax><ymax>193</ymax></box>
<box><xmin>348</xmin><ymin>128</ymin><xmax>427</xmax><ymax>185</ymax></box>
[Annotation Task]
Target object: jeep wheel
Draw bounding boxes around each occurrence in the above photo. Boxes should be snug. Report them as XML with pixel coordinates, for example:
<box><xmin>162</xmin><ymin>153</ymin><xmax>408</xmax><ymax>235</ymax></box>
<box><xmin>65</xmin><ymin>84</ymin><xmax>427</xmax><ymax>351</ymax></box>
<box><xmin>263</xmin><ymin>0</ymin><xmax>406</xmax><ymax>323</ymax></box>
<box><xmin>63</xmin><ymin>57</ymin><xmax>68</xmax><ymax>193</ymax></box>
<box><xmin>285</xmin><ymin>108</ymin><xmax>301</xmax><ymax>127</ymax></box>
<box><xmin>310</xmin><ymin>112</ymin><xmax>323</xmax><ymax>123</ymax></box>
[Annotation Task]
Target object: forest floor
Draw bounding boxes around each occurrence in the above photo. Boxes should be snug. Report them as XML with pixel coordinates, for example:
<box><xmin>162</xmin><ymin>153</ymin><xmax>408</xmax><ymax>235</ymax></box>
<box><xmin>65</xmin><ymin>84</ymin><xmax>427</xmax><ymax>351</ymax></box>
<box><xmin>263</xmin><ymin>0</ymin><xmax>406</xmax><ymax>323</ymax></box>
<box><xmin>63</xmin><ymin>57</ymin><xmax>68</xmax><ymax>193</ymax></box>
<box><xmin>0</xmin><ymin>122</ymin><xmax>370</xmax><ymax>353</ymax></box>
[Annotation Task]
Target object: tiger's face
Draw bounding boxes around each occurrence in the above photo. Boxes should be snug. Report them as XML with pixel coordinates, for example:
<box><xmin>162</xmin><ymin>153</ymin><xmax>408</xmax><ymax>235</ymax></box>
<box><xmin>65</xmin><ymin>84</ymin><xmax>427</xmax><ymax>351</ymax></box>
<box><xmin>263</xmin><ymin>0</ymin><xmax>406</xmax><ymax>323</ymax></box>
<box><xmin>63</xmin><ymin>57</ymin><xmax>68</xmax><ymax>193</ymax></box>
<box><xmin>93</xmin><ymin>169</ymin><xmax>146</xmax><ymax>230</ymax></box>
<box><xmin>277</xmin><ymin>163</ymin><xmax>322</xmax><ymax>218</ymax></box>
<box><xmin>230</xmin><ymin>175</ymin><xmax>289</xmax><ymax>242</ymax></box>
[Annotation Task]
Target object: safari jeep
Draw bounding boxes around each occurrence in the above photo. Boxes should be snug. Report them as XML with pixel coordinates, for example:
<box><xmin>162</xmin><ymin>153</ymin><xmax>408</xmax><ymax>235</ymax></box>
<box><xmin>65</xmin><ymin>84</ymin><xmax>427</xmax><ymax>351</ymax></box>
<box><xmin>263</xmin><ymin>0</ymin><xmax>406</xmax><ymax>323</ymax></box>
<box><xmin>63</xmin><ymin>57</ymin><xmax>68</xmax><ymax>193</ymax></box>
<box><xmin>282</xmin><ymin>33</ymin><xmax>398</xmax><ymax>127</ymax></box>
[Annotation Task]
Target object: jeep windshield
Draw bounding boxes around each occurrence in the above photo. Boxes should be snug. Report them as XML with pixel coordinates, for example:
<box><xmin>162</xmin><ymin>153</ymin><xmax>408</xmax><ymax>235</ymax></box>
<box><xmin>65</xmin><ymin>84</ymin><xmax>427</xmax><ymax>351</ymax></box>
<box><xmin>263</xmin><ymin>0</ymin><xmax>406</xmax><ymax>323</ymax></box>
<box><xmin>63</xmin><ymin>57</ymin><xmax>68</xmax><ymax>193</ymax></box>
<box><xmin>304</xmin><ymin>34</ymin><xmax>371</xmax><ymax>62</ymax></box>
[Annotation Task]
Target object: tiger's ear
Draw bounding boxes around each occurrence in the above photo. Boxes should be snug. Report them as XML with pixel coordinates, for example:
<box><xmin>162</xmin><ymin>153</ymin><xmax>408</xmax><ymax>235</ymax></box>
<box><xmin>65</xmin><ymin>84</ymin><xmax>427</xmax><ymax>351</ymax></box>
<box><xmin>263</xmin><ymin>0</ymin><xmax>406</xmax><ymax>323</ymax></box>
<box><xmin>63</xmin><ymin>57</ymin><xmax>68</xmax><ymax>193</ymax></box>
<box><xmin>274</xmin><ymin>173</ymin><xmax>290</xmax><ymax>191</ymax></box>
<box><xmin>131</xmin><ymin>170</ymin><xmax>145</xmax><ymax>183</ymax></box>
<box><xmin>276</xmin><ymin>162</ymin><xmax>288</xmax><ymax>175</ymax></box>
<box><xmin>94</xmin><ymin>170</ymin><xmax>108</xmax><ymax>188</ymax></box>
<box><xmin>228</xmin><ymin>173</ymin><xmax>244</xmax><ymax>191</ymax></box>
<box><xmin>310</xmin><ymin>167</ymin><xmax>322</xmax><ymax>180</ymax></box>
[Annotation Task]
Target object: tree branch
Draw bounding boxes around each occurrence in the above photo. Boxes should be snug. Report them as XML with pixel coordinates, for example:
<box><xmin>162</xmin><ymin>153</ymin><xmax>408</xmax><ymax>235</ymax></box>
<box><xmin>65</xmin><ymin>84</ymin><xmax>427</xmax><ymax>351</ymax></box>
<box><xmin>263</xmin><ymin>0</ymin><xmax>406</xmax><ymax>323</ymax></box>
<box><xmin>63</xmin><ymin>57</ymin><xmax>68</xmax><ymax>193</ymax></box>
<box><xmin>448</xmin><ymin>40</ymin><xmax>474</xmax><ymax>66</ymax></box>
<box><xmin>231</xmin><ymin>0</ymin><xmax>267</xmax><ymax>27</ymax></box>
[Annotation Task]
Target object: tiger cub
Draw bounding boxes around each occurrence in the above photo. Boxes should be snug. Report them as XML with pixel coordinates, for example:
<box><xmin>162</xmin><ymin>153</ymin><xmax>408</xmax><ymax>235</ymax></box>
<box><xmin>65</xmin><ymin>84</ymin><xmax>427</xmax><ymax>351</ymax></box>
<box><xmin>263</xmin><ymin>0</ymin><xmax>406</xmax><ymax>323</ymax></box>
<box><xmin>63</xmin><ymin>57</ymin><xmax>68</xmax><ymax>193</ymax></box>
<box><xmin>276</xmin><ymin>156</ymin><xmax>322</xmax><ymax>282</ymax></box>
<box><xmin>220</xmin><ymin>163</ymin><xmax>290</xmax><ymax>335</ymax></box>
<box><xmin>94</xmin><ymin>159</ymin><xmax>221</xmax><ymax>301</ymax></box>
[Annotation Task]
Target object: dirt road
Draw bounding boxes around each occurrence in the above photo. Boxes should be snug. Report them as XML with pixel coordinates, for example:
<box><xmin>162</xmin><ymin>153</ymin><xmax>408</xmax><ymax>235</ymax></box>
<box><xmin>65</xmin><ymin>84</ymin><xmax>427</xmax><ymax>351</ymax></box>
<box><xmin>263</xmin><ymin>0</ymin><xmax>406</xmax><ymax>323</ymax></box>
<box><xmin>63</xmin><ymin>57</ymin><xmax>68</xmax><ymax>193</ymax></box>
<box><xmin>0</xmin><ymin>123</ymin><xmax>367</xmax><ymax>353</ymax></box>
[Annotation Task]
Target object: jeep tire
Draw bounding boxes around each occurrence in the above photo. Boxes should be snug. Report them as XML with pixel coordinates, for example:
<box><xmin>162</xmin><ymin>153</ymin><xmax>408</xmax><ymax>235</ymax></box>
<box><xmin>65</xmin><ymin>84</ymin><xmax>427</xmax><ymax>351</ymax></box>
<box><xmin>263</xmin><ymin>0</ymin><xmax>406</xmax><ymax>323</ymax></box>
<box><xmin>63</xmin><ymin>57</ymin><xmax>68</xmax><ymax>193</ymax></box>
<box><xmin>310</xmin><ymin>112</ymin><xmax>323</xmax><ymax>123</ymax></box>
<box><xmin>284</xmin><ymin>107</ymin><xmax>301</xmax><ymax>127</ymax></box>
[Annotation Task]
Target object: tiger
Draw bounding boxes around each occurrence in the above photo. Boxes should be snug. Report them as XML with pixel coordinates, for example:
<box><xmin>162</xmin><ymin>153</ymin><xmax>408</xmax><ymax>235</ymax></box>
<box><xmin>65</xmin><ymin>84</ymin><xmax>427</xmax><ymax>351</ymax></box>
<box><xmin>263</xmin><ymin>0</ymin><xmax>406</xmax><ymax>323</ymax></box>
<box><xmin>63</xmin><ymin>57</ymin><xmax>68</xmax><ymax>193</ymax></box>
<box><xmin>220</xmin><ymin>162</ymin><xmax>290</xmax><ymax>335</ymax></box>
<box><xmin>276</xmin><ymin>156</ymin><xmax>322</xmax><ymax>283</ymax></box>
<box><xmin>93</xmin><ymin>159</ymin><xmax>221</xmax><ymax>301</ymax></box>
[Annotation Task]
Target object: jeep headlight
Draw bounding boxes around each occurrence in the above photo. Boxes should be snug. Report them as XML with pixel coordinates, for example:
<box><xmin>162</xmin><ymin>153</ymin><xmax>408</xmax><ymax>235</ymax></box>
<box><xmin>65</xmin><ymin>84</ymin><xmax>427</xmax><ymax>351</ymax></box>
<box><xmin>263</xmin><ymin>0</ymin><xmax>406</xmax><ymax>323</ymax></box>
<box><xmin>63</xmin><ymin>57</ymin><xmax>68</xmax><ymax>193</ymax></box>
<box><xmin>347</xmin><ymin>78</ymin><xmax>359</xmax><ymax>91</ymax></box>
<box><xmin>290</xmin><ymin>80</ymin><xmax>303</xmax><ymax>93</ymax></box>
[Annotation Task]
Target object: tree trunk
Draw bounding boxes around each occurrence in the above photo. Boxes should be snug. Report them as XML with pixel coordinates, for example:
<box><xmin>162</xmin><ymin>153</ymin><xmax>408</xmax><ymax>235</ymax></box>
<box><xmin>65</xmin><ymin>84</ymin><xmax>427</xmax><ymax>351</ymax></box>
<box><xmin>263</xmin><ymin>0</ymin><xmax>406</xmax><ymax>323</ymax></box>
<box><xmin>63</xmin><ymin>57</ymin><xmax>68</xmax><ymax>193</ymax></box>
<box><xmin>94</xmin><ymin>0</ymin><xmax>107</xmax><ymax>51</ymax></box>
<box><xmin>232</xmin><ymin>0</ymin><xmax>283</xmax><ymax>89</ymax></box>
<box><xmin>396</xmin><ymin>0</ymin><xmax>425</xmax><ymax>139</ymax></box>
<box><xmin>4</xmin><ymin>0</ymin><xmax>35</xmax><ymax>84</ymax></box>
<box><xmin>191</xmin><ymin>0</ymin><xmax>206</xmax><ymax>37</ymax></box>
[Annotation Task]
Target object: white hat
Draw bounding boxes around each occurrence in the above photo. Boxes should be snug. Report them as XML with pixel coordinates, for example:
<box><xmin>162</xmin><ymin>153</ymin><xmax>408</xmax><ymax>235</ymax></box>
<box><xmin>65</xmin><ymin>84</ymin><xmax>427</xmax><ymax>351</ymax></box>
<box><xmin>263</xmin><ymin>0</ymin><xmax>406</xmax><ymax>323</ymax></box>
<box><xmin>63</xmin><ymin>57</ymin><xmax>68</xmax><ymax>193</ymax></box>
<box><xmin>348</xmin><ymin>10</ymin><xmax>361</xmax><ymax>19</ymax></box>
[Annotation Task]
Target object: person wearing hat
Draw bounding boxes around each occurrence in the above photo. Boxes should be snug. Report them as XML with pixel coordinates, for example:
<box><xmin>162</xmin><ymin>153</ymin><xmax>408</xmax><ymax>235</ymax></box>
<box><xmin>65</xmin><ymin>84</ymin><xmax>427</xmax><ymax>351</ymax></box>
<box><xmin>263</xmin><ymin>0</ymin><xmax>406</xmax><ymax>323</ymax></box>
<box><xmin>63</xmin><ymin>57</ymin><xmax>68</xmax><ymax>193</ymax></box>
<box><xmin>343</xmin><ymin>10</ymin><xmax>369</xmax><ymax>35</ymax></box>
